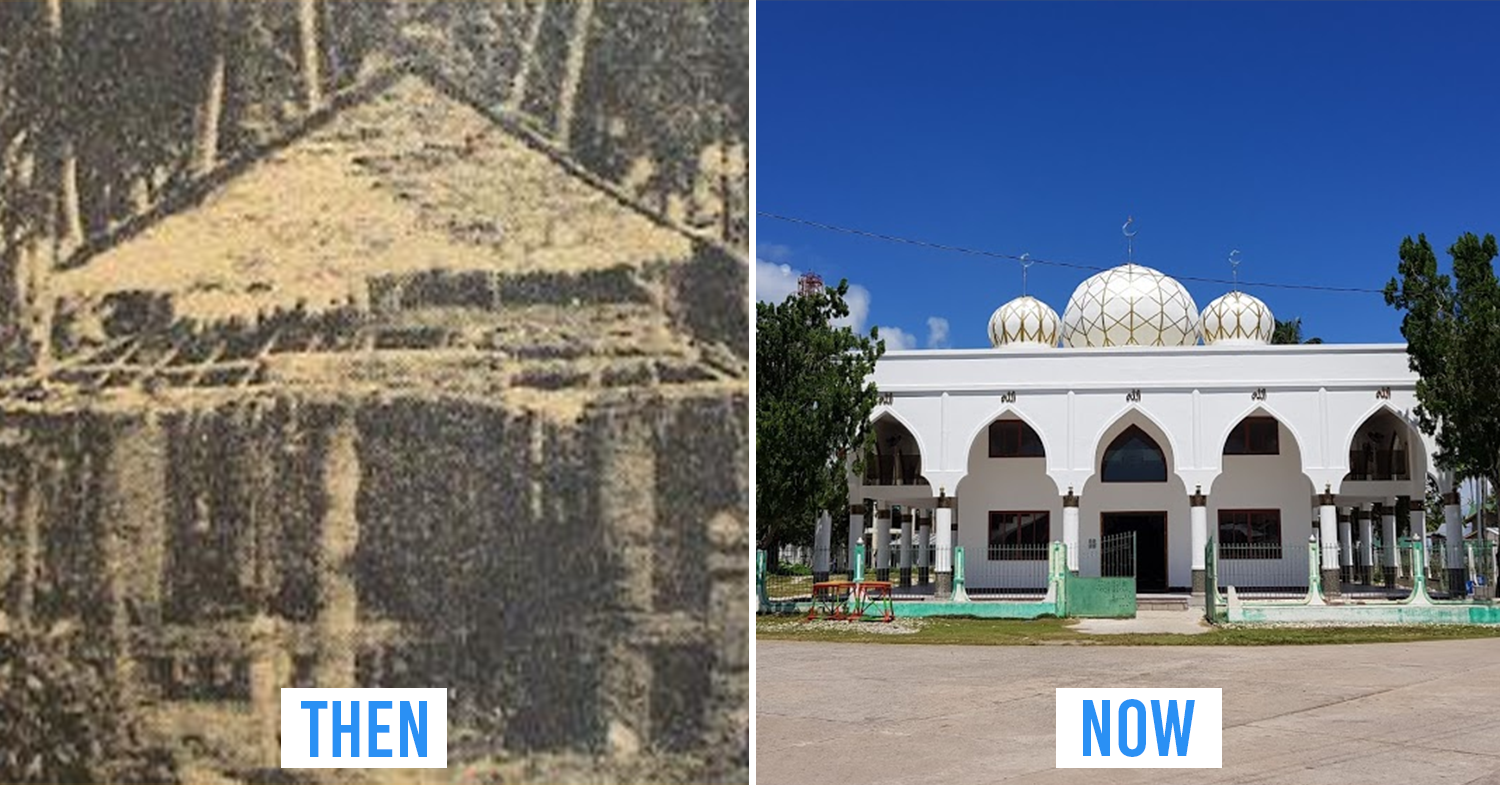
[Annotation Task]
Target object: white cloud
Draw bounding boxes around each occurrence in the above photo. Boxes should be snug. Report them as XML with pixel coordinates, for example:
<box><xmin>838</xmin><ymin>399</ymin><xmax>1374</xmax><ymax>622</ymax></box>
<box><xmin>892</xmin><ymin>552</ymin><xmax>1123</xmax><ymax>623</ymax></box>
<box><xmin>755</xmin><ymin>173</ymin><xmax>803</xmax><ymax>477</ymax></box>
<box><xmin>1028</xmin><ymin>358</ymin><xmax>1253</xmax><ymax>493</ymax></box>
<box><xmin>756</xmin><ymin>243</ymin><xmax>793</xmax><ymax>263</ymax></box>
<box><xmin>755</xmin><ymin>259</ymin><xmax>801</xmax><ymax>304</ymax></box>
<box><xmin>875</xmin><ymin>325</ymin><xmax>917</xmax><ymax>351</ymax></box>
<box><xmin>833</xmin><ymin>283</ymin><xmax>871</xmax><ymax>334</ymax></box>
<box><xmin>755</xmin><ymin>250</ymin><xmax>935</xmax><ymax>344</ymax></box>
<box><xmin>926</xmin><ymin>316</ymin><xmax>951</xmax><ymax>349</ymax></box>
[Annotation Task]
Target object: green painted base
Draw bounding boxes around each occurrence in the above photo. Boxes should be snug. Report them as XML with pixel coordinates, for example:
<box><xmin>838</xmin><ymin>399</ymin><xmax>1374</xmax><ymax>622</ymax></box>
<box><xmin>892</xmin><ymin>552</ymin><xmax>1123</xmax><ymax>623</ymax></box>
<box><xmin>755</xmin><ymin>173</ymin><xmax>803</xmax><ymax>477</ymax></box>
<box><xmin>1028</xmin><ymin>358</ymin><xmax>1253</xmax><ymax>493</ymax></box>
<box><xmin>1232</xmin><ymin>602</ymin><xmax>1500</xmax><ymax>625</ymax></box>
<box><xmin>891</xmin><ymin>601</ymin><xmax>1057</xmax><ymax>619</ymax></box>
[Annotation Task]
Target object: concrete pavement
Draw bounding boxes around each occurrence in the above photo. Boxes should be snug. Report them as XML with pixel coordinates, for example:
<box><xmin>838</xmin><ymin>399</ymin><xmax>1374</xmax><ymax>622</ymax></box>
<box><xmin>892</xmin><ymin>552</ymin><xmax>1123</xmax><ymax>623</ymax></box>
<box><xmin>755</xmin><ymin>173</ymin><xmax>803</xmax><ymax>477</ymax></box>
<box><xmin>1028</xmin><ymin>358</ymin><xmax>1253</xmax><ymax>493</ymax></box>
<box><xmin>757</xmin><ymin>638</ymin><xmax>1500</xmax><ymax>784</ymax></box>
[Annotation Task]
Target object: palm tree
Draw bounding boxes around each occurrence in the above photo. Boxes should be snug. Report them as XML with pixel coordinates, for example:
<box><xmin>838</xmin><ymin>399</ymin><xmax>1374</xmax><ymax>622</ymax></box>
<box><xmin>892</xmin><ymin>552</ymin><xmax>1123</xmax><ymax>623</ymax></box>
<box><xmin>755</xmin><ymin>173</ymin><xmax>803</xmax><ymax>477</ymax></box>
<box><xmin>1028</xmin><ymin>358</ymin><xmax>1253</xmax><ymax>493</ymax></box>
<box><xmin>1271</xmin><ymin>317</ymin><xmax>1323</xmax><ymax>345</ymax></box>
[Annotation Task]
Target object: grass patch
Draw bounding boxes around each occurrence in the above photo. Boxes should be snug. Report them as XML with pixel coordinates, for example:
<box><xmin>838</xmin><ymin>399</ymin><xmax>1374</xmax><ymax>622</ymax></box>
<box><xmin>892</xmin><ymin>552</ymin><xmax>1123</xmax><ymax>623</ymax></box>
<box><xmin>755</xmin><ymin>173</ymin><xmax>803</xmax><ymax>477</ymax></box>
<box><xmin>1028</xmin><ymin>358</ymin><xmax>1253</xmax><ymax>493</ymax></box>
<box><xmin>757</xmin><ymin>614</ymin><xmax>1500</xmax><ymax>646</ymax></box>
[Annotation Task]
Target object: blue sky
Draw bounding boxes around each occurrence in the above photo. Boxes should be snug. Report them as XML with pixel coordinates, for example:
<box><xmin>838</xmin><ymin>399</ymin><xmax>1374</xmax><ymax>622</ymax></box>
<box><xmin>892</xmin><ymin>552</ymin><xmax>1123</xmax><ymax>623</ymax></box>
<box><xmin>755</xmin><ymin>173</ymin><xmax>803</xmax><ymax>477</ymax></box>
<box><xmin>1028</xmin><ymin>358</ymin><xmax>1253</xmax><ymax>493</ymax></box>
<box><xmin>755</xmin><ymin>2</ymin><xmax>1500</xmax><ymax>349</ymax></box>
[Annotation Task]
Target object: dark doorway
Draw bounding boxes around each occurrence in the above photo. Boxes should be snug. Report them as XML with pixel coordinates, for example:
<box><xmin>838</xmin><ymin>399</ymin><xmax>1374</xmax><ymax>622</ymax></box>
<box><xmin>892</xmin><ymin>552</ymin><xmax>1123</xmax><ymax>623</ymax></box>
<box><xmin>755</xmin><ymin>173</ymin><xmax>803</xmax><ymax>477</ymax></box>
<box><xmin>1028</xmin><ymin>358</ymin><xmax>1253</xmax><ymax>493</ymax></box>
<box><xmin>1102</xmin><ymin>512</ymin><xmax>1169</xmax><ymax>593</ymax></box>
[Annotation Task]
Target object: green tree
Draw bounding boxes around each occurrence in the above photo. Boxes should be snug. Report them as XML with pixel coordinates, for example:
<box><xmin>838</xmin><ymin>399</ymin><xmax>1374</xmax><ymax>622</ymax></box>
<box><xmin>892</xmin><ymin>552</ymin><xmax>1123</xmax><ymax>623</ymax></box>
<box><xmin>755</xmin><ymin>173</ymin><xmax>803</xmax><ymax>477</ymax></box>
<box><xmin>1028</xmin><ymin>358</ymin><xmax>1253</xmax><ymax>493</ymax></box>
<box><xmin>756</xmin><ymin>280</ymin><xmax>884</xmax><ymax>566</ymax></box>
<box><xmin>1385</xmin><ymin>232</ymin><xmax>1500</xmax><ymax>545</ymax></box>
<box><xmin>1271</xmin><ymin>317</ymin><xmax>1323</xmax><ymax>345</ymax></box>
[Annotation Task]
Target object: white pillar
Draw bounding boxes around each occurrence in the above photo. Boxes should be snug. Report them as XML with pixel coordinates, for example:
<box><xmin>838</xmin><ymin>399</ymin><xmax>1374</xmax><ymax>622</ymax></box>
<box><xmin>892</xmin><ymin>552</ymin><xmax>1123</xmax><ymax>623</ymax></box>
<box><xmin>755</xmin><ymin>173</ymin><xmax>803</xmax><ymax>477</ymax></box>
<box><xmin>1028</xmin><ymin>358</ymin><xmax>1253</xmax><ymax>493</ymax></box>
<box><xmin>1189</xmin><ymin>487</ymin><xmax>1208</xmax><ymax>596</ymax></box>
<box><xmin>1317</xmin><ymin>491</ymin><xmax>1340</xmax><ymax>597</ymax></box>
<box><xmin>1338</xmin><ymin>509</ymin><xmax>1354</xmax><ymax>571</ymax></box>
<box><xmin>1443</xmin><ymin>489</ymin><xmax>1464</xmax><ymax>592</ymax></box>
<box><xmin>899</xmin><ymin>508</ymin><xmax>914</xmax><ymax>586</ymax></box>
<box><xmin>935</xmin><ymin>494</ymin><xmax>954</xmax><ymax>599</ymax></box>
<box><xmin>1359</xmin><ymin>504</ymin><xmax>1375</xmax><ymax>583</ymax></box>
<box><xmin>1063</xmin><ymin>488</ymin><xmax>1080</xmax><ymax>573</ymax></box>
<box><xmin>917</xmin><ymin>515</ymin><xmax>931</xmax><ymax>583</ymax></box>
<box><xmin>1382</xmin><ymin>505</ymin><xmax>1399</xmax><ymax>565</ymax></box>
<box><xmin>847</xmin><ymin>503</ymin><xmax>864</xmax><ymax>574</ymax></box>
<box><xmin>813</xmin><ymin>511</ymin><xmax>831</xmax><ymax>579</ymax></box>
<box><xmin>875</xmin><ymin>504</ymin><xmax>893</xmax><ymax>580</ymax></box>
<box><xmin>1380</xmin><ymin>500</ymin><xmax>1400</xmax><ymax>587</ymax></box>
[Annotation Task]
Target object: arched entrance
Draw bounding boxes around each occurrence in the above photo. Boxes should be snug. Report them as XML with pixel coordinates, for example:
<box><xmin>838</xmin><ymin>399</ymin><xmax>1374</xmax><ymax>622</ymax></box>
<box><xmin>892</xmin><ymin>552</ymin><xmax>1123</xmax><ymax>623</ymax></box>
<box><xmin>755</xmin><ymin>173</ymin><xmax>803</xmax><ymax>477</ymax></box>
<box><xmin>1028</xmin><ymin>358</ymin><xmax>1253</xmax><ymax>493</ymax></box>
<box><xmin>954</xmin><ymin>414</ymin><xmax>1054</xmax><ymax>594</ymax></box>
<box><xmin>1081</xmin><ymin>414</ymin><xmax>1187</xmax><ymax>593</ymax></box>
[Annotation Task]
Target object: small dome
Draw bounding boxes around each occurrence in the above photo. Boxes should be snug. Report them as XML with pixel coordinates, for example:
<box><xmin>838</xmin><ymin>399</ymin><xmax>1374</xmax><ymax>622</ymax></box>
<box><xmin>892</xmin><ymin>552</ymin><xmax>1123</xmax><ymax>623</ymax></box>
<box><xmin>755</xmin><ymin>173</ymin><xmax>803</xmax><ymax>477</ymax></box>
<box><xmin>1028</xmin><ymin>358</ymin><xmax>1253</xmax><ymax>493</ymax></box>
<box><xmin>1061</xmin><ymin>263</ymin><xmax>1200</xmax><ymax>347</ymax></box>
<box><xmin>1200</xmin><ymin>291</ymin><xmax>1275</xmax><ymax>345</ymax></box>
<box><xmin>988</xmin><ymin>296</ymin><xmax>1060</xmax><ymax>348</ymax></box>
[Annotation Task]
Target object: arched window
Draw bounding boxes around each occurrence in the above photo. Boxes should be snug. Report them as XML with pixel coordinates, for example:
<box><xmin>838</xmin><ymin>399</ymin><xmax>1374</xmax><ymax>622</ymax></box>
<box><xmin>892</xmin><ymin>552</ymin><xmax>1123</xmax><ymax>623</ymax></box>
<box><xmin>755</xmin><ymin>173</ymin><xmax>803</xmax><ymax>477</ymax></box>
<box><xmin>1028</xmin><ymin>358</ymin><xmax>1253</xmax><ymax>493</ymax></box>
<box><xmin>1101</xmin><ymin>425</ymin><xmax>1167</xmax><ymax>482</ymax></box>
<box><xmin>988</xmin><ymin>420</ymin><xmax>1045</xmax><ymax>457</ymax></box>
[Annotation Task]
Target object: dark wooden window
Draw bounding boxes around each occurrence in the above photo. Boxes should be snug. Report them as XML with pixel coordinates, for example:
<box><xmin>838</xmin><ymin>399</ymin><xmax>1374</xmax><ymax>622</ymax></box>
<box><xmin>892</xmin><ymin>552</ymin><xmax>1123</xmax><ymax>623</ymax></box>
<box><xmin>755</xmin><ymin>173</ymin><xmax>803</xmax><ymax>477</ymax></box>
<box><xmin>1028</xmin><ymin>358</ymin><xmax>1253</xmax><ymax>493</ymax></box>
<box><xmin>987</xmin><ymin>511</ymin><xmax>1049</xmax><ymax>560</ymax></box>
<box><xmin>1217</xmin><ymin>509</ymin><xmax>1282</xmax><ymax>558</ymax></box>
<box><xmin>988</xmin><ymin>420</ymin><xmax>1045</xmax><ymax>457</ymax></box>
<box><xmin>1101</xmin><ymin>425</ymin><xmax>1167</xmax><ymax>482</ymax></box>
<box><xmin>1224</xmin><ymin>417</ymin><xmax>1280</xmax><ymax>455</ymax></box>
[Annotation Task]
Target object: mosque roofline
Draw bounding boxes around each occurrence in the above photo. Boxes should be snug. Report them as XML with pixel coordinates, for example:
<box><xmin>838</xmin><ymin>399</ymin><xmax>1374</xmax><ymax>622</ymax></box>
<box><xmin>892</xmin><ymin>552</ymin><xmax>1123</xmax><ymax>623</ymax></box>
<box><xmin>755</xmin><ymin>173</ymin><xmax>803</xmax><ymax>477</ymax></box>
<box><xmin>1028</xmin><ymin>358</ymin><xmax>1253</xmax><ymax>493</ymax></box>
<box><xmin>879</xmin><ymin>343</ymin><xmax>1410</xmax><ymax>359</ymax></box>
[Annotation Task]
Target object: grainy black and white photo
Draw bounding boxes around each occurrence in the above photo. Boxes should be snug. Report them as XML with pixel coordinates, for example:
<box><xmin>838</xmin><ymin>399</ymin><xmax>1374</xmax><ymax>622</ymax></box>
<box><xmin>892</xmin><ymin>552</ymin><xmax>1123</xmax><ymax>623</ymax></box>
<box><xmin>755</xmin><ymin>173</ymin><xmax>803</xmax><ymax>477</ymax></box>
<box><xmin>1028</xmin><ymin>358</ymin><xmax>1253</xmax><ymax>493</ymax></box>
<box><xmin>0</xmin><ymin>2</ymin><xmax>749</xmax><ymax>782</ymax></box>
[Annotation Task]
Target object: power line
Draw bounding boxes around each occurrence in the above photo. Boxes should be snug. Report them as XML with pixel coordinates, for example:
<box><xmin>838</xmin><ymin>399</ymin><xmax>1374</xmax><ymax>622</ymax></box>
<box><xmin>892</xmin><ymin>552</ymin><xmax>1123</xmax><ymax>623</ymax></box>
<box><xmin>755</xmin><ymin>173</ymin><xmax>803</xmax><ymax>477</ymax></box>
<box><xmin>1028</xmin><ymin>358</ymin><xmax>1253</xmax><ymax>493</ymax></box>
<box><xmin>758</xmin><ymin>211</ymin><xmax>1389</xmax><ymax>295</ymax></box>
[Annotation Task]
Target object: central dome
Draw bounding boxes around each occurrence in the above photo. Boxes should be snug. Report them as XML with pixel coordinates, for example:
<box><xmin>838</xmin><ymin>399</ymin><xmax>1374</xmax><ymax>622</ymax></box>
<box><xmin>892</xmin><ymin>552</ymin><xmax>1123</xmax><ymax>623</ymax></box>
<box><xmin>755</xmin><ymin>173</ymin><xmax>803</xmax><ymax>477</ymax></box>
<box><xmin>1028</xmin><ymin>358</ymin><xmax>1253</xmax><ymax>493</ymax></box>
<box><xmin>1061</xmin><ymin>263</ymin><xmax>1200</xmax><ymax>347</ymax></box>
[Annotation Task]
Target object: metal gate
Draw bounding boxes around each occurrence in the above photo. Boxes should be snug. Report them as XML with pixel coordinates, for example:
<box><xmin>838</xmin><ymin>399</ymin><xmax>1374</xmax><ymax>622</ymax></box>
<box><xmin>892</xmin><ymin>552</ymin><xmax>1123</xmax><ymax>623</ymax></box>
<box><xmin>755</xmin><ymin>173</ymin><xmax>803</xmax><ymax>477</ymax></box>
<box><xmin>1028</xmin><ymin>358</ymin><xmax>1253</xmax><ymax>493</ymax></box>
<box><xmin>1079</xmin><ymin>530</ymin><xmax>1136</xmax><ymax>579</ymax></box>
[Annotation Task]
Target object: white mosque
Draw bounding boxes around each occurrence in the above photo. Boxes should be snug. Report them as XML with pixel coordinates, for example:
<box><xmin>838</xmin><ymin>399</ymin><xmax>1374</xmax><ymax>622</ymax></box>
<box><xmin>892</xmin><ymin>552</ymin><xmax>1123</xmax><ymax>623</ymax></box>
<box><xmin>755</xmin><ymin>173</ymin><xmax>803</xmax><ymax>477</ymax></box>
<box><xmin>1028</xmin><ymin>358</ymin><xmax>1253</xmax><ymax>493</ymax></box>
<box><xmin>813</xmin><ymin>233</ymin><xmax>1470</xmax><ymax>599</ymax></box>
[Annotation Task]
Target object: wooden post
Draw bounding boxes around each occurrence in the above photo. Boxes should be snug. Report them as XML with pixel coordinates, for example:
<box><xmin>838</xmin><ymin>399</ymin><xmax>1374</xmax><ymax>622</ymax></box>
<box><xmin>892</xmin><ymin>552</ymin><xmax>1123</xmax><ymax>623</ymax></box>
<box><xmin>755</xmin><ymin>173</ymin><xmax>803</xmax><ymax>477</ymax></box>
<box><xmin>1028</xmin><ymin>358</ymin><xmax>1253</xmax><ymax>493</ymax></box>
<box><xmin>597</xmin><ymin>399</ymin><xmax>656</xmax><ymax>756</ymax></box>
<box><xmin>16</xmin><ymin>458</ymin><xmax>44</xmax><ymax>629</ymax></box>
<box><xmin>706</xmin><ymin>508</ymin><xmax>748</xmax><ymax>756</ymax></box>
<box><xmin>248</xmin><ymin>612</ymin><xmax>286</xmax><ymax>767</ymax></box>
<box><xmin>315</xmin><ymin>409</ymin><xmax>359</xmax><ymax>688</ymax></box>
<box><xmin>97</xmin><ymin>413</ymin><xmax>168</xmax><ymax>686</ymax></box>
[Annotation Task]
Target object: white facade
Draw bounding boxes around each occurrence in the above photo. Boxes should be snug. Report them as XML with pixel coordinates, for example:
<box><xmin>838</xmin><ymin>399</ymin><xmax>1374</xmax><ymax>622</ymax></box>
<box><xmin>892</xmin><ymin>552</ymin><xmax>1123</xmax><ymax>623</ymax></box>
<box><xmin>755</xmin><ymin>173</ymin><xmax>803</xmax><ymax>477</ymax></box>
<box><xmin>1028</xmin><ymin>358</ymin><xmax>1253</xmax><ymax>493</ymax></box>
<box><xmin>832</xmin><ymin>263</ymin><xmax>1461</xmax><ymax>595</ymax></box>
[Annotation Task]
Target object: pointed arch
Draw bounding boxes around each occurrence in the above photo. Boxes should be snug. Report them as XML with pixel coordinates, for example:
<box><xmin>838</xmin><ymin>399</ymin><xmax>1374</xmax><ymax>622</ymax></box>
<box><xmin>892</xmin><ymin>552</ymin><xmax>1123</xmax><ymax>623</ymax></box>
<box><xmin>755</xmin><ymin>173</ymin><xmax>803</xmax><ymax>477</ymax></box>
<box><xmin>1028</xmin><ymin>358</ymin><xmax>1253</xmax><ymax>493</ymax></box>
<box><xmin>1087</xmin><ymin>404</ymin><xmax>1183</xmax><ymax>475</ymax></box>
<box><xmin>959</xmin><ymin>403</ymin><xmax>1054</xmax><ymax>462</ymax></box>
<box><xmin>867</xmin><ymin>406</ymin><xmax>929</xmax><ymax>486</ymax></box>
<box><xmin>1215</xmin><ymin>402</ymin><xmax>1309</xmax><ymax>465</ymax></box>
<box><xmin>1340</xmin><ymin>401</ymin><xmax>1429</xmax><ymax>483</ymax></box>
<box><xmin>1101</xmin><ymin>425</ymin><xmax>1169</xmax><ymax>482</ymax></box>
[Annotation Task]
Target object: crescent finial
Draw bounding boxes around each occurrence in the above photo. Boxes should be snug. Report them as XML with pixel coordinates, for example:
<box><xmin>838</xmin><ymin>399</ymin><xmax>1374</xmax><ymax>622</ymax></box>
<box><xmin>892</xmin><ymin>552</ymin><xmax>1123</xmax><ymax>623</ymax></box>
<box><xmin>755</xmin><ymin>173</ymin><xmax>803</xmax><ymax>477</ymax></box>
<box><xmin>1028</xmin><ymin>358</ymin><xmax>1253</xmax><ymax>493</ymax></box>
<box><xmin>1122</xmin><ymin>216</ymin><xmax>1137</xmax><ymax>239</ymax></box>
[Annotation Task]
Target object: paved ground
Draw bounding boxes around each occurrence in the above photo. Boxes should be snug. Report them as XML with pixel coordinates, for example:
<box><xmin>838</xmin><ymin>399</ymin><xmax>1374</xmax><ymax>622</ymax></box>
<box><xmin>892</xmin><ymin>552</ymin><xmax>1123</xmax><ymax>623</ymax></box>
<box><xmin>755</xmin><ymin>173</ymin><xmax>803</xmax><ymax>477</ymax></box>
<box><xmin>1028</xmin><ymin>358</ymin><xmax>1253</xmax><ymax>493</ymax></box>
<box><xmin>1071</xmin><ymin>608</ymin><xmax>1211</xmax><ymax>635</ymax></box>
<box><xmin>757</xmin><ymin>638</ymin><xmax>1500</xmax><ymax>784</ymax></box>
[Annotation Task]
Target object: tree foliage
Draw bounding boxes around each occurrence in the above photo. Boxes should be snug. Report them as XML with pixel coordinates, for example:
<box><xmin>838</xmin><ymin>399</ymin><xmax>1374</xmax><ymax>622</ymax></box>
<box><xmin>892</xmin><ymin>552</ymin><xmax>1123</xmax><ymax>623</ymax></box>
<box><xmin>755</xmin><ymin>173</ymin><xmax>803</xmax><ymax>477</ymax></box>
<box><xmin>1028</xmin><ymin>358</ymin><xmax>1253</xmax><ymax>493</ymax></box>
<box><xmin>1270</xmin><ymin>317</ymin><xmax>1322</xmax><ymax>345</ymax></box>
<box><xmin>1385</xmin><ymin>232</ymin><xmax>1500</xmax><ymax>539</ymax></box>
<box><xmin>756</xmin><ymin>281</ymin><xmax>884</xmax><ymax>557</ymax></box>
<box><xmin>0</xmin><ymin>629</ymin><xmax>179</xmax><ymax>784</ymax></box>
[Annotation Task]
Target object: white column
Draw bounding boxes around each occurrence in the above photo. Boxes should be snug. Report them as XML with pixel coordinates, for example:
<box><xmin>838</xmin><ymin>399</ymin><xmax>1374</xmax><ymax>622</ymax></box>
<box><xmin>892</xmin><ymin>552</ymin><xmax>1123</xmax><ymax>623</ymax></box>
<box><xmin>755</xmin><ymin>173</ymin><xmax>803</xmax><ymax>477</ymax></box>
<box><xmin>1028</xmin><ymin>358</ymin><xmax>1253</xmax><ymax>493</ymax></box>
<box><xmin>847</xmin><ymin>503</ymin><xmax>864</xmax><ymax>574</ymax></box>
<box><xmin>1382</xmin><ymin>504</ymin><xmax>1399</xmax><ymax>567</ymax></box>
<box><xmin>1318</xmin><ymin>495</ymin><xmax>1339</xmax><ymax>571</ymax></box>
<box><xmin>1359</xmin><ymin>504</ymin><xmax>1375</xmax><ymax>582</ymax></box>
<box><xmin>898</xmin><ymin>508</ymin><xmax>914</xmax><ymax>586</ymax></box>
<box><xmin>917</xmin><ymin>515</ymin><xmax>931</xmax><ymax>582</ymax></box>
<box><xmin>875</xmin><ymin>504</ymin><xmax>893</xmax><ymax>579</ymax></box>
<box><xmin>1338</xmin><ymin>509</ymin><xmax>1354</xmax><ymax>573</ymax></box>
<box><xmin>1320</xmin><ymin>495</ymin><xmax>1344</xmax><ymax>600</ymax></box>
<box><xmin>1189</xmin><ymin>487</ymin><xmax>1208</xmax><ymax>595</ymax></box>
<box><xmin>935</xmin><ymin>494</ymin><xmax>954</xmax><ymax>598</ymax></box>
<box><xmin>813</xmin><ymin>511</ymin><xmax>831</xmax><ymax>579</ymax></box>
<box><xmin>1444</xmin><ymin>490</ymin><xmax>1464</xmax><ymax>590</ymax></box>
<box><xmin>1063</xmin><ymin>488</ymin><xmax>1080</xmax><ymax>572</ymax></box>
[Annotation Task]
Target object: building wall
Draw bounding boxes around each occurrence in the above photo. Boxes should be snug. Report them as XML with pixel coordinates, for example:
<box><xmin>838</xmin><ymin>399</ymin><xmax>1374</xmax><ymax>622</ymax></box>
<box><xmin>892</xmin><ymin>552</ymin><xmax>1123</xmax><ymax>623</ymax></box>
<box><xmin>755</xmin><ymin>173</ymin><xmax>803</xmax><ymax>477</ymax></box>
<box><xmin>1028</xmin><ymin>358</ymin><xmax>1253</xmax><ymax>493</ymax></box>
<box><xmin>850</xmin><ymin>344</ymin><xmax>1438</xmax><ymax>589</ymax></box>
<box><xmin>955</xmin><ymin>427</ymin><xmax>1058</xmax><ymax>588</ymax></box>
<box><xmin>1209</xmin><ymin>420</ymin><xmax>1317</xmax><ymax>587</ymax></box>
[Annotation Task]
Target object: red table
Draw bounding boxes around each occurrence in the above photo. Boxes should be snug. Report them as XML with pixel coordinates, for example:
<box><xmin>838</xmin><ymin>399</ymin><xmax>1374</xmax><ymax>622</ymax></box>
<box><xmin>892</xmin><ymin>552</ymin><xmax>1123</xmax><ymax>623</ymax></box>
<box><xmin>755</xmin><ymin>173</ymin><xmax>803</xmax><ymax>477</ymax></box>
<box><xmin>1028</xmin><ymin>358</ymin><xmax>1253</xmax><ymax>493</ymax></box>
<box><xmin>807</xmin><ymin>580</ymin><xmax>894</xmax><ymax>622</ymax></box>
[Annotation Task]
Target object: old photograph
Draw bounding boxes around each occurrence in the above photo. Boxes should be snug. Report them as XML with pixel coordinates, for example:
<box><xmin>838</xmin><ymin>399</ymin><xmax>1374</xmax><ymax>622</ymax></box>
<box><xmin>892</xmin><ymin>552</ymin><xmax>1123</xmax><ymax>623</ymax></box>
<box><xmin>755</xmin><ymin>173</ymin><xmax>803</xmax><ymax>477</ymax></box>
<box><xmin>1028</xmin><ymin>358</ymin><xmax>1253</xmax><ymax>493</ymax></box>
<box><xmin>0</xmin><ymin>1</ymin><xmax>749</xmax><ymax>783</ymax></box>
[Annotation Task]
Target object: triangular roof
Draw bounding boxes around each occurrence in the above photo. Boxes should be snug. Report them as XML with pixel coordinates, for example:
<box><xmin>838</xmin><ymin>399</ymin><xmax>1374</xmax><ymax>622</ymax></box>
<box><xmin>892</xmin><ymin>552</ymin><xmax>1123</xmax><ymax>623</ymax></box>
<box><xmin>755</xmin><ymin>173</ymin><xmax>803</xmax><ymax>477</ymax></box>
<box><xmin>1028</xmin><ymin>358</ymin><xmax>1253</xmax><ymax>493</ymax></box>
<box><xmin>55</xmin><ymin>65</ymin><xmax>702</xmax><ymax>324</ymax></box>
<box><xmin>7</xmin><ymin>65</ymin><xmax>745</xmax><ymax>419</ymax></box>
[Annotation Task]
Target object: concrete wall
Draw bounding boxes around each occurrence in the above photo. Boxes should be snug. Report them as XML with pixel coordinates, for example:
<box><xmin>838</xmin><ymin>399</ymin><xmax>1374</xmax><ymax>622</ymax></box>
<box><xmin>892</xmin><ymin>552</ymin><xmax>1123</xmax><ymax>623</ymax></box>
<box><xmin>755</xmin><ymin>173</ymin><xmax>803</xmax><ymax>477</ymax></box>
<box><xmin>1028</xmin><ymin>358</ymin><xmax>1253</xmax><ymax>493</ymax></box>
<box><xmin>954</xmin><ymin>420</ymin><xmax>1058</xmax><ymax>589</ymax></box>
<box><xmin>851</xmin><ymin>344</ymin><xmax>1435</xmax><ymax>589</ymax></box>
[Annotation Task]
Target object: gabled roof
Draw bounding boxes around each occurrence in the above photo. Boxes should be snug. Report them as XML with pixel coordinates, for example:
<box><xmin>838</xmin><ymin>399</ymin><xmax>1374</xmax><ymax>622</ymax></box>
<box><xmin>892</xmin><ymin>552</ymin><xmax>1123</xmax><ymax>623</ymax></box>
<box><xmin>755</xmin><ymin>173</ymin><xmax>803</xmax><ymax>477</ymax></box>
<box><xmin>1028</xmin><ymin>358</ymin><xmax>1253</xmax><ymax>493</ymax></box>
<box><xmin>54</xmin><ymin>65</ymin><xmax>700</xmax><ymax>324</ymax></box>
